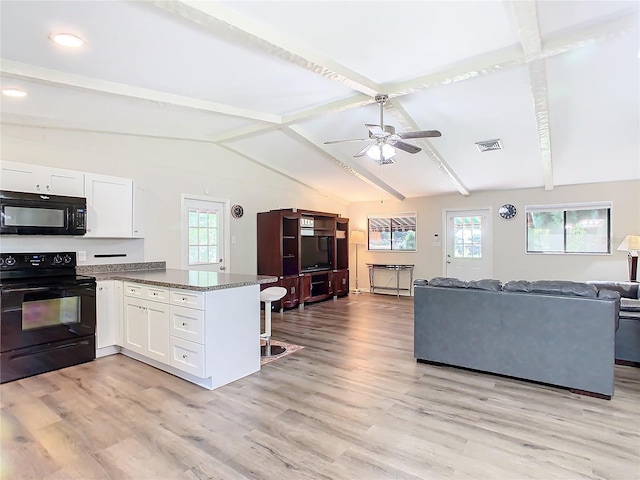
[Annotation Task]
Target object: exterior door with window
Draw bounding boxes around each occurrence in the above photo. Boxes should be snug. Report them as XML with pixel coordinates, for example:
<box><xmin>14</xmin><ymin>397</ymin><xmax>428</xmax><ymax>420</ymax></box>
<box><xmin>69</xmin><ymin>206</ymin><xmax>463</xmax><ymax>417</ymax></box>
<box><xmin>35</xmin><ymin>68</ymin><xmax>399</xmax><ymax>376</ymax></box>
<box><xmin>182</xmin><ymin>195</ymin><xmax>229</xmax><ymax>272</ymax></box>
<box><xmin>445</xmin><ymin>209</ymin><xmax>493</xmax><ymax>280</ymax></box>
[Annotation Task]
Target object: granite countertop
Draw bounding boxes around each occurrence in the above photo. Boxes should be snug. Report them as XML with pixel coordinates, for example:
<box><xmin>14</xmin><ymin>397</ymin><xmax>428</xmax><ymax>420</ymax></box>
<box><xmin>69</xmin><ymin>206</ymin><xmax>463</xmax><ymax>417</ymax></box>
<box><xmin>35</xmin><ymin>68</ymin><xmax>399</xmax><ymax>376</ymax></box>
<box><xmin>89</xmin><ymin>268</ymin><xmax>277</xmax><ymax>292</ymax></box>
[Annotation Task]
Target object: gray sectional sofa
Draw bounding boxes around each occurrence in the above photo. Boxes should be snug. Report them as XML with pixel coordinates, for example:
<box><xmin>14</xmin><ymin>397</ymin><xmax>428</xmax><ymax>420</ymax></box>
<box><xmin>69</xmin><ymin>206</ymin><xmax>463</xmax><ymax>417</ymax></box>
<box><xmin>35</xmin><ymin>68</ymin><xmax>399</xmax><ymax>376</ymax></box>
<box><xmin>414</xmin><ymin>278</ymin><xmax>621</xmax><ymax>398</ymax></box>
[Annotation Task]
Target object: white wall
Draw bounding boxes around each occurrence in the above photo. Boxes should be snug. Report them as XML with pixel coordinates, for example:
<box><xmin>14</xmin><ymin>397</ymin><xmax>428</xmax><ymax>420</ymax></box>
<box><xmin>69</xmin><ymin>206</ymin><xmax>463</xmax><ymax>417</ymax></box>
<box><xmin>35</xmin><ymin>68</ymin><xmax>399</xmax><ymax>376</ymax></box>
<box><xmin>347</xmin><ymin>180</ymin><xmax>640</xmax><ymax>286</ymax></box>
<box><xmin>0</xmin><ymin>124</ymin><xmax>347</xmax><ymax>273</ymax></box>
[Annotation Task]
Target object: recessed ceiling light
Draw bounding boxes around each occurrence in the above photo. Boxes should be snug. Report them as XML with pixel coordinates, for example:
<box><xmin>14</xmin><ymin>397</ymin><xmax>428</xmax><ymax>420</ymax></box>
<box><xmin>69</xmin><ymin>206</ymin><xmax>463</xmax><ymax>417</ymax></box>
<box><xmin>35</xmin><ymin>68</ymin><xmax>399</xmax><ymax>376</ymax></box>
<box><xmin>50</xmin><ymin>32</ymin><xmax>85</xmax><ymax>48</ymax></box>
<box><xmin>2</xmin><ymin>88</ymin><xmax>27</xmax><ymax>98</ymax></box>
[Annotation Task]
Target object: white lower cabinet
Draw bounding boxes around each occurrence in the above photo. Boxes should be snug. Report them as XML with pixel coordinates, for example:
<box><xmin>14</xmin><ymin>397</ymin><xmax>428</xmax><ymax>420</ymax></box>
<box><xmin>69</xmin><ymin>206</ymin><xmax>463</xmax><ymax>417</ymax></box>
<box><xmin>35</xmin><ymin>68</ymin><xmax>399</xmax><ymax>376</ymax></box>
<box><xmin>169</xmin><ymin>337</ymin><xmax>205</xmax><ymax>377</ymax></box>
<box><xmin>168</xmin><ymin>289</ymin><xmax>205</xmax><ymax>376</ymax></box>
<box><xmin>96</xmin><ymin>280</ymin><xmax>123</xmax><ymax>357</ymax></box>
<box><xmin>123</xmin><ymin>287</ymin><xmax>169</xmax><ymax>364</ymax></box>
<box><xmin>120</xmin><ymin>281</ymin><xmax>260</xmax><ymax>390</ymax></box>
<box><xmin>170</xmin><ymin>305</ymin><xmax>205</xmax><ymax>343</ymax></box>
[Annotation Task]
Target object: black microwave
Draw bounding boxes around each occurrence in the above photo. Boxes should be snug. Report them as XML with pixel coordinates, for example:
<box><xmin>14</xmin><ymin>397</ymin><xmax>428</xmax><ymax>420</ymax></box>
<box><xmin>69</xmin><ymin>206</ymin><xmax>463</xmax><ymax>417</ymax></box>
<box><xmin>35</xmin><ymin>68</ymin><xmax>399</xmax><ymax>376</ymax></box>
<box><xmin>0</xmin><ymin>190</ymin><xmax>87</xmax><ymax>236</ymax></box>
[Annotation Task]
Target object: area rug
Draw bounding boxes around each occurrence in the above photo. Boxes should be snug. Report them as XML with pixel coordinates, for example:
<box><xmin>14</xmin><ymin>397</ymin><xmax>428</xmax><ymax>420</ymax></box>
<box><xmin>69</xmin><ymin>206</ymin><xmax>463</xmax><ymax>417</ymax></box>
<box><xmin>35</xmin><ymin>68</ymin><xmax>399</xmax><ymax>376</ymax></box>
<box><xmin>260</xmin><ymin>340</ymin><xmax>304</xmax><ymax>366</ymax></box>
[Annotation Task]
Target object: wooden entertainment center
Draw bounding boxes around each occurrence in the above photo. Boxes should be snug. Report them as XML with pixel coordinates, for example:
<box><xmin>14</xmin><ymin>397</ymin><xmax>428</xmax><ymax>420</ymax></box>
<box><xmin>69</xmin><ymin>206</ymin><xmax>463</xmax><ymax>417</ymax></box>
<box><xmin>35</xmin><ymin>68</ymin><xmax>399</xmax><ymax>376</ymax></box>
<box><xmin>257</xmin><ymin>208</ymin><xmax>349</xmax><ymax>309</ymax></box>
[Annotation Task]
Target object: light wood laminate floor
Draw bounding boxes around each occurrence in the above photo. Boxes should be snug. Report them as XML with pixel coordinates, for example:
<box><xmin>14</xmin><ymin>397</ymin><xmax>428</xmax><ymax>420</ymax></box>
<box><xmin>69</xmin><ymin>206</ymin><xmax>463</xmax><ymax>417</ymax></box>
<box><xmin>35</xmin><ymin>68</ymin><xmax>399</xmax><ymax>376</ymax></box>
<box><xmin>1</xmin><ymin>293</ymin><xmax>639</xmax><ymax>479</ymax></box>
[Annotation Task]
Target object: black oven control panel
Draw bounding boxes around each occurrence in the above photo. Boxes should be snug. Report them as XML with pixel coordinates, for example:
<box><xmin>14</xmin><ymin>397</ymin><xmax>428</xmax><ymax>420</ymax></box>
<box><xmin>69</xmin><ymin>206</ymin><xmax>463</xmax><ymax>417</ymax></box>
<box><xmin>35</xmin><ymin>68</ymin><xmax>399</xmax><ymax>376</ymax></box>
<box><xmin>0</xmin><ymin>252</ymin><xmax>76</xmax><ymax>271</ymax></box>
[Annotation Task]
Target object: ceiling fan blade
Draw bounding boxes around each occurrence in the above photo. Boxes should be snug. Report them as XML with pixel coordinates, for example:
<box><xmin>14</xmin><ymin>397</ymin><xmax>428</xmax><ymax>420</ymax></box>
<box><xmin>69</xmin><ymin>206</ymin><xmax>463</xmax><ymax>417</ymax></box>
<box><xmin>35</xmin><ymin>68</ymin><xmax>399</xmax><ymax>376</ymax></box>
<box><xmin>324</xmin><ymin>138</ymin><xmax>369</xmax><ymax>145</ymax></box>
<box><xmin>353</xmin><ymin>144</ymin><xmax>373</xmax><ymax>157</ymax></box>
<box><xmin>394</xmin><ymin>141</ymin><xmax>422</xmax><ymax>154</ymax></box>
<box><xmin>397</xmin><ymin>130</ymin><xmax>442</xmax><ymax>139</ymax></box>
<box><xmin>365</xmin><ymin>124</ymin><xmax>385</xmax><ymax>136</ymax></box>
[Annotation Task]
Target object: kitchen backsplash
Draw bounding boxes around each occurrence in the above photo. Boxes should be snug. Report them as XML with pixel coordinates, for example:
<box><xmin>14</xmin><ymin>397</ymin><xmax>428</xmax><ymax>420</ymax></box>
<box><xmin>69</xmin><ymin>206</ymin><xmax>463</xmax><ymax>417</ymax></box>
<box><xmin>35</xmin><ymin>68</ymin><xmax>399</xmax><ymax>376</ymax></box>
<box><xmin>77</xmin><ymin>261</ymin><xmax>166</xmax><ymax>274</ymax></box>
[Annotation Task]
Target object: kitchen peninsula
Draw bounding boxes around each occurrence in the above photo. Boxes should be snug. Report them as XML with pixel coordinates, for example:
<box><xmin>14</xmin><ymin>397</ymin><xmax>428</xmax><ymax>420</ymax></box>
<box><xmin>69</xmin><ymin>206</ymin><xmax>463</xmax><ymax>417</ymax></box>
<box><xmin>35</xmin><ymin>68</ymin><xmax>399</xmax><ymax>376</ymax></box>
<box><xmin>85</xmin><ymin>265</ymin><xmax>277</xmax><ymax>390</ymax></box>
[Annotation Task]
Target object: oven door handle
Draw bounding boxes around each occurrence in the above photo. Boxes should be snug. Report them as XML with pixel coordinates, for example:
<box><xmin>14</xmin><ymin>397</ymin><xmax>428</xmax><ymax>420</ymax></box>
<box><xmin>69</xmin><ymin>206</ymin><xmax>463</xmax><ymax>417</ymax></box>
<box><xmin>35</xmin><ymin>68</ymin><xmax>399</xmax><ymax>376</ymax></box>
<box><xmin>1</xmin><ymin>286</ymin><xmax>55</xmax><ymax>293</ymax></box>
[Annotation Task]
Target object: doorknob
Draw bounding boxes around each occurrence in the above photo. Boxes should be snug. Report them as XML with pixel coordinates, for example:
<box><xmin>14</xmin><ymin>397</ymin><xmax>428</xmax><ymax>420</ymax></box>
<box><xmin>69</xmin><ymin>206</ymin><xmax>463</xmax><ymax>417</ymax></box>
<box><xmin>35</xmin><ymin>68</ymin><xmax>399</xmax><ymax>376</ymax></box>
<box><xmin>446</xmin><ymin>261</ymin><xmax>451</xmax><ymax>264</ymax></box>
<box><xmin>447</xmin><ymin>254</ymin><xmax>451</xmax><ymax>258</ymax></box>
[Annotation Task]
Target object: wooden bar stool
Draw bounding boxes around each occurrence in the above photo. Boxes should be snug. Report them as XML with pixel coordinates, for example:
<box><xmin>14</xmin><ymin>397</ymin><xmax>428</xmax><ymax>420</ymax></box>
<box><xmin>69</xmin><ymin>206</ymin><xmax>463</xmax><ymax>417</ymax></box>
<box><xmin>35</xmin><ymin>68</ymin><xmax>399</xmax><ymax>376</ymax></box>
<box><xmin>260</xmin><ymin>286</ymin><xmax>287</xmax><ymax>357</ymax></box>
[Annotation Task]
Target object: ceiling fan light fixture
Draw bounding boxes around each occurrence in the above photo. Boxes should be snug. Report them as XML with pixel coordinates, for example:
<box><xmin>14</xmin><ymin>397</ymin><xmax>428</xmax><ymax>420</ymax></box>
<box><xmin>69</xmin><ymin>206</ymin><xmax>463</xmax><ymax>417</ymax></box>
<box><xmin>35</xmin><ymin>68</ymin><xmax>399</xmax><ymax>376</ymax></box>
<box><xmin>367</xmin><ymin>143</ymin><xmax>396</xmax><ymax>161</ymax></box>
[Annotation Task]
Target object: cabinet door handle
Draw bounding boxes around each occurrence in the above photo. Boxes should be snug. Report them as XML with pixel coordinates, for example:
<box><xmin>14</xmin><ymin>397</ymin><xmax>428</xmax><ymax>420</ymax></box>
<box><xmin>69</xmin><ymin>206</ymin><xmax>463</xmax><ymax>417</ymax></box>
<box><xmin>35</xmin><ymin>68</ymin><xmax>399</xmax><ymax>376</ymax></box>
<box><xmin>182</xmin><ymin>354</ymin><xmax>188</xmax><ymax>359</ymax></box>
<box><xmin>291</xmin><ymin>286</ymin><xmax>295</xmax><ymax>294</ymax></box>
<box><xmin>182</xmin><ymin>322</ymin><xmax>187</xmax><ymax>327</ymax></box>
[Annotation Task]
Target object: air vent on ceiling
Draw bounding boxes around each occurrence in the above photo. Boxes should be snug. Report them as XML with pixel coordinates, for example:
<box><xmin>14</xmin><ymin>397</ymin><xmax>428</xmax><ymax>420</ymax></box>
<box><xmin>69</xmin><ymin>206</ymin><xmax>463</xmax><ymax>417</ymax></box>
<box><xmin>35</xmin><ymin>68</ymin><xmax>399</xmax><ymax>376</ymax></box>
<box><xmin>373</xmin><ymin>157</ymin><xmax>396</xmax><ymax>166</ymax></box>
<box><xmin>475</xmin><ymin>139</ymin><xmax>503</xmax><ymax>152</ymax></box>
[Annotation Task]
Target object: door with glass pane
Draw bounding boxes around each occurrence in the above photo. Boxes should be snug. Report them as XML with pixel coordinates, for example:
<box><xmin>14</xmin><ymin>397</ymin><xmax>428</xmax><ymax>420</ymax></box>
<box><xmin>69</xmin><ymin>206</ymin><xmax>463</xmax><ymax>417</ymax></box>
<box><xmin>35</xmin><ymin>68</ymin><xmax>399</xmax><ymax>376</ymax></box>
<box><xmin>445</xmin><ymin>209</ymin><xmax>493</xmax><ymax>280</ymax></box>
<box><xmin>182</xmin><ymin>196</ymin><xmax>228</xmax><ymax>272</ymax></box>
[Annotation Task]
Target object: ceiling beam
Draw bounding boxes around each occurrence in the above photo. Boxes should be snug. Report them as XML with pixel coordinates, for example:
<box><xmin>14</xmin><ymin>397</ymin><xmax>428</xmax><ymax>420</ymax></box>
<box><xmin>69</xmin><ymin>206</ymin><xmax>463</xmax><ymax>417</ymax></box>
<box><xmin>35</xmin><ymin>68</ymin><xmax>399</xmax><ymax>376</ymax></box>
<box><xmin>211</xmin><ymin>93</ymin><xmax>373</xmax><ymax>143</ymax></box>
<box><xmin>508</xmin><ymin>0</ymin><xmax>553</xmax><ymax>190</ymax></box>
<box><xmin>286</xmin><ymin>125</ymin><xmax>406</xmax><ymax>201</ymax></box>
<box><xmin>383</xmin><ymin>8</ymin><xmax>638</xmax><ymax>98</ymax></box>
<box><xmin>0</xmin><ymin>60</ymin><xmax>280</xmax><ymax>124</ymax></box>
<box><xmin>217</xmin><ymin>143</ymin><xmax>349</xmax><ymax>204</ymax></box>
<box><xmin>385</xmin><ymin>100</ymin><xmax>470</xmax><ymax>196</ymax></box>
<box><xmin>149</xmin><ymin>1</ymin><xmax>380</xmax><ymax>97</ymax></box>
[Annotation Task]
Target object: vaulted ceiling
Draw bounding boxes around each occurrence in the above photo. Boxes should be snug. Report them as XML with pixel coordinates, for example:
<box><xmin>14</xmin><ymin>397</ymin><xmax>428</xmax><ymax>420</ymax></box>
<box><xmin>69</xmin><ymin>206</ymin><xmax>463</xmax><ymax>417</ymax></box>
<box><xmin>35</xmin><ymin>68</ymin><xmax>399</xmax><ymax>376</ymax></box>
<box><xmin>1</xmin><ymin>1</ymin><xmax>638</xmax><ymax>203</ymax></box>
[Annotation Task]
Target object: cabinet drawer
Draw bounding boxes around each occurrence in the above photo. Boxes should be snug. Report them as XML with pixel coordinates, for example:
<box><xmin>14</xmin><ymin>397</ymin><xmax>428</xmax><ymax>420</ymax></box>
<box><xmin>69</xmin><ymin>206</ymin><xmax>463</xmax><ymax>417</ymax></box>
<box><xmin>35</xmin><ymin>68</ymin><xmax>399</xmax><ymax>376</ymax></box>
<box><xmin>124</xmin><ymin>282</ymin><xmax>145</xmax><ymax>298</ymax></box>
<box><xmin>146</xmin><ymin>286</ymin><xmax>169</xmax><ymax>303</ymax></box>
<box><xmin>169</xmin><ymin>337</ymin><xmax>205</xmax><ymax>377</ymax></box>
<box><xmin>170</xmin><ymin>305</ymin><xmax>205</xmax><ymax>343</ymax></box>
<box><xmin>170</xmin><ymin>289</ymin><xmax>204</xmax><ymax>310</ymax></box>
<box><xmin>124</xmin><ymin>282</ymin><xmax>170</xmax><ymax>303</ymax></box>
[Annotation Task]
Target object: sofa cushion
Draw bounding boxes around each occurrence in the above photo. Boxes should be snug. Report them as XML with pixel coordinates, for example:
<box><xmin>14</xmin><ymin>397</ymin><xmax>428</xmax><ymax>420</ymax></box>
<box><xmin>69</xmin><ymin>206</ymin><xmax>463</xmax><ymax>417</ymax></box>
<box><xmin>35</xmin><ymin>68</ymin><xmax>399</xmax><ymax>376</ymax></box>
<box><xmin>467</xmin><ymin>279</ymin><xmax>502</xmax><ymax>291</ymax></box>
<box><xmin>587</xmin><ymin>281</ymin><xmax>640</xmax><ymax>300</ymax></box>
<box><xmin>529</xmin><ymin>280</ymin><xmax>598</xmax><ymax>298</ymax></box>
<box><xmin>503</xmin><ymin>280</ymin><xmax>531</xmax><ymax>293</ymax></box>
<box><xmin>413</xmin><ymin>279</ymin><xmax>429</xmax><ymax>287</ymax></box>
<box><xmin>621</xmin><ymin>298</ymin><xmax>640</xmax><ymax>312</ymax></box>
<box><xmin>429</xmin><ymin>277</ymin><xmax>468</xmax><ymax>288</ymax></box>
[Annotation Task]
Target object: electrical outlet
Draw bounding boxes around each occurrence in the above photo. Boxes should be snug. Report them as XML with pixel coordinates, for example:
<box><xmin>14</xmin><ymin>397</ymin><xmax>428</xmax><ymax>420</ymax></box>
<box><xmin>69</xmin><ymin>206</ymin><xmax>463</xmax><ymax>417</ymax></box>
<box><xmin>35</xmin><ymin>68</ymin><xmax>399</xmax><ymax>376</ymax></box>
<box><xmin>78</xmin><ymin>251</ymin><xmax>87</xmax><ymax>261</ymax></box>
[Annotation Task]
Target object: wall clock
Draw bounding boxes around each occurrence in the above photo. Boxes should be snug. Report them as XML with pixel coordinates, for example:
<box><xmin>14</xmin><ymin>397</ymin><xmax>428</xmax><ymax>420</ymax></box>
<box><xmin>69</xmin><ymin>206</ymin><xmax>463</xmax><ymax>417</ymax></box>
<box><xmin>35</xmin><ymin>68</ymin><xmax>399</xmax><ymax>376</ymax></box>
<box><xmin>231</xmin><ymin>204</ymin><xmax>244</xmax><ymax>219</ymax></box>
<box><xmin>498</xmin><ymin>204</ymin><xmax>517</xmax><ymax>220</ymax></box>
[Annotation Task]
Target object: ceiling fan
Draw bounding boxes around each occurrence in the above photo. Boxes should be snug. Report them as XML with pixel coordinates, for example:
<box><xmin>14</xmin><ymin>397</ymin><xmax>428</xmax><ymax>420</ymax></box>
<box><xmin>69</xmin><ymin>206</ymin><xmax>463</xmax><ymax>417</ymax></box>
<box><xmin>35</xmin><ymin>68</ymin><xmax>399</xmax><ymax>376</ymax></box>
<box><xmin>324</xmin><ymin>94</ymin><xmax>441</xmax><ymax>165</ymax></box>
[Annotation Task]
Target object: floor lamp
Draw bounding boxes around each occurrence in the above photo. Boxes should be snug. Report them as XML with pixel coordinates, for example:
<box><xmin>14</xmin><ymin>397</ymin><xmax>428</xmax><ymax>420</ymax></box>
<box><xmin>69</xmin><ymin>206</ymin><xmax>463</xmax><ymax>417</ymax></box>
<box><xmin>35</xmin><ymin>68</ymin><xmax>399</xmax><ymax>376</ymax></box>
<box><xmin>350</xmin><ymin>230</ymin><xmax>365</xmax><ymax>294</ymax></box>
<box><xmin>618</xmin><ymin>234</ymin><xmax>640</xmax><ymax>282</ymax></box>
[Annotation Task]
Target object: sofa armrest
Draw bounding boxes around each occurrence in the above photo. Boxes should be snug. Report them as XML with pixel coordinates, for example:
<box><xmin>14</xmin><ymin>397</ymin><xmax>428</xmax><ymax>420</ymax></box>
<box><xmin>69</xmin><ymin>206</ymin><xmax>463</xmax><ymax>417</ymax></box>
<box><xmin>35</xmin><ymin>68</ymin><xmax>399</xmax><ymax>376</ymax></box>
<box><xmin>598</xmin><ymin>289</ymin><xmax>620</xmax><ymax>330</ymax></box>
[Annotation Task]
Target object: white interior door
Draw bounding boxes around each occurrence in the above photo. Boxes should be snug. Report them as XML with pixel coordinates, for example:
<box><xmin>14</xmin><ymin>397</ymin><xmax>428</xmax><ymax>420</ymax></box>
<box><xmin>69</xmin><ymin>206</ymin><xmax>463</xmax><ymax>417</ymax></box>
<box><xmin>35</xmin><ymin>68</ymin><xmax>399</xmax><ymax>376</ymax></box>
<box><xmin>444</xmin><ymin>208</ymin><xmax>493</xmax><ymax>280</ymax></box>
<box><xmin>181</xmin><ymin>195</ymin><xmax>230</xmax><ymax>272</ymax></box>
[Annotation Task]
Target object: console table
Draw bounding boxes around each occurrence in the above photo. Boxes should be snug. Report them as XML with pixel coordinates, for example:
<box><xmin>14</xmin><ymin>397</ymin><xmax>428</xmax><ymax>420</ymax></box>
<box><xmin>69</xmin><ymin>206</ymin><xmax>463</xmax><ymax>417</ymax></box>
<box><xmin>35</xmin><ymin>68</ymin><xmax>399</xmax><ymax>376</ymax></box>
<box><xmin>366</xmin><ymin>264</ymin><xmax>415</xmax><ymax>297</ymax></box>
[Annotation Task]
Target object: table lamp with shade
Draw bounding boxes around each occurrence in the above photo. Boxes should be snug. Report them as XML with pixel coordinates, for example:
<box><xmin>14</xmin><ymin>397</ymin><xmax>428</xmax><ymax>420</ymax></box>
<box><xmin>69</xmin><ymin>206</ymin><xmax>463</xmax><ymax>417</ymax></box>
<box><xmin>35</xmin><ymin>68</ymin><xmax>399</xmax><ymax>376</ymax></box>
<box><xmin>618</xmin><ymin>234</ymin><xmax>640</xmax><ymax>282</ymax></box>
<box><xmin>350</xmin><ymin>230</ymin><xmax>366</xmax><ymax>294</ymax></box>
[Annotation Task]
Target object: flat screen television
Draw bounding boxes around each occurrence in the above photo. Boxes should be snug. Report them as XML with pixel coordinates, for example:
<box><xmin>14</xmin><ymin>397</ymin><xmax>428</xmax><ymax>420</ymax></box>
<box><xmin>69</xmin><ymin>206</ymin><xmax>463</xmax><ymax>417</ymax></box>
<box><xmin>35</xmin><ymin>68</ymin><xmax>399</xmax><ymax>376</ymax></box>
<box><xmin>301</xmin><ymin>236</ymin><xmax>333</xmax><ymax>272</ymax></box>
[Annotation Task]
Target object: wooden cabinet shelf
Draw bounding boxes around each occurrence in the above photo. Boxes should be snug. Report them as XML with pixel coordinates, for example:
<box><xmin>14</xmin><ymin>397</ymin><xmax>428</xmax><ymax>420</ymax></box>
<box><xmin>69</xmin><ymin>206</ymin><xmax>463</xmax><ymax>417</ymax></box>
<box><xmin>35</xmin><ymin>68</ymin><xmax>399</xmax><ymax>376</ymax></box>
<box><xmin>258</xmin><ymin>208</ymin><xmax>349</xmax><ymax>309</ymax></box>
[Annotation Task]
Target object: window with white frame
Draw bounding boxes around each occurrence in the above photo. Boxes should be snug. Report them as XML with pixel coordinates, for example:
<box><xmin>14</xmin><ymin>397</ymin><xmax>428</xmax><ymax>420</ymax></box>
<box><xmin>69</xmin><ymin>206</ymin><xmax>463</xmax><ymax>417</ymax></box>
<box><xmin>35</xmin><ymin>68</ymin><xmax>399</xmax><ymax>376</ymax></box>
<box><xmin>367</xmin><ymin>212</ymin><xmax>417</xmax><ymax>251</ymax></box>
<box><xmin>526</xmin><ymin>202</ymin><xmax>611</xmax><ymax>254</ymax></box>
<box><xmin>182</xmin><ymin>196</ymin><xmax>225</xmax><ymax>267</ymax></box>
<box><xmin>188</xmin><ymin>209</ymin><xmax>218</xmax><ymax>264</ymax></box>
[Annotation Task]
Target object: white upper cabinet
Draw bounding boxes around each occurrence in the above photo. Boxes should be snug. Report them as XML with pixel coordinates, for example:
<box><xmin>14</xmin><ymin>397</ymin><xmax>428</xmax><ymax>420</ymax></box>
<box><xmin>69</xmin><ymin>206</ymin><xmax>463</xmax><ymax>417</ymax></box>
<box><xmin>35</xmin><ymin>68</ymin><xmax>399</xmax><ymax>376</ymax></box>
<box><xmin>1</xmin><ymin>160</ymin><xmax>84</xmax><ymax>197</ymax></box>
<box><xmin>132</xmin><ymin>184</ymin><xmax>145</xmax><ymax>238</ymax></box>
<box><xmin>84</xmin><ymin>173</ymin><xmax>134</xmax><ymax>238</ymax></box>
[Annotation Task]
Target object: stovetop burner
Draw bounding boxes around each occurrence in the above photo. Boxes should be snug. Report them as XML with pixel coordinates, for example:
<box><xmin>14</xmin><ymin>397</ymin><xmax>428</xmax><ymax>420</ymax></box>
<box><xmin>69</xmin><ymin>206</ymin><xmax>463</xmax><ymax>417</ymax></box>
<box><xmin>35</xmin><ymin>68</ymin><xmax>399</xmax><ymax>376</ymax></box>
<box><xmin>0</xmin><ymin>252</ymin><xmax>95</xmax><ymax>287</ymax></box>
